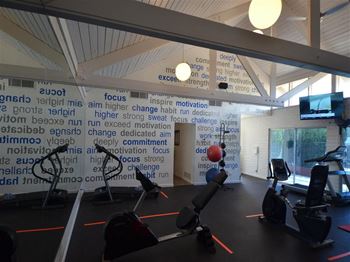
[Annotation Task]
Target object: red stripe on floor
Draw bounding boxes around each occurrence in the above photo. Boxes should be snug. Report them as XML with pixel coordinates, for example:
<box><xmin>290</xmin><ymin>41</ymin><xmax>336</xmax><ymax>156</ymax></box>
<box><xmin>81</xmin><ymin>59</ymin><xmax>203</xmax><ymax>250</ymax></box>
<box><xmin>328</xmin><ymin>252</ymin><xmax>350</xmax><ymax>261</ymax></box>
<box><xmin>139</xmin><ymin>212</ymin><xmax>179</xmax><ymax>219</ymax></box>
<box><xmin>84</xmin><ymin>211</ymin><xmax>179</xmax><ymax>227</ymax></box>
<box><xmin>212</xmin><ymin>234</ymin><xmax>234</xmax><ymax>254</ymax></box>
<box><xmin>16</xmin><ymin>226</ymin><xmax>65</xmax><ymax>233</ymax></box>
<box><xmin>245</xmin><ymin>213</ymin><xmax>263</xmax><ymax>218</ymax></box>
<box><xmin>84</xmin><ymin>221</ymin><xmax>106</xmax><ymax>227</ymax></box>
<box><xmin>160</xmin><ymin>191</ymin><xmax>169</xmax><ymax>199</ymax></box>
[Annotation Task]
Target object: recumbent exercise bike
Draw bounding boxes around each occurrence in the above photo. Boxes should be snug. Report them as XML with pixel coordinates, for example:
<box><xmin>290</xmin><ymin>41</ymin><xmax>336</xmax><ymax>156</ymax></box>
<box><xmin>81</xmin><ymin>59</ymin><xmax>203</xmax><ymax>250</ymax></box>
<box><xmin>259</xmin><ymin>159</ymin><xmax>333</xmax><ymax>248</ymax></box>
<box><xmin>103</xmin><ymin>168</ymin><xmax>228</xmax><ymax>260</ymax></box>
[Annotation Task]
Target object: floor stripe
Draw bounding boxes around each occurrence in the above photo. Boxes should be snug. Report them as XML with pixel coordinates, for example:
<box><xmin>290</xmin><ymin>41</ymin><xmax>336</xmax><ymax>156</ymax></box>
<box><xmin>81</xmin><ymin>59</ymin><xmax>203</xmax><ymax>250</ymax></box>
<box><xmin>139</xmin><ymin>211</ymin><xmax>179</xmax><ymax>219</ymax></box>
<box><xmin>84</xmin><ymin>211</ymin><xmax>179</xmax><ymax>227</ymax></box>
<box><xmin>245</xmin><ymin>213</ymin><xmax>263</xmax><ymax>218</ymax></box>
<box><xmin>16</xmin><ymin>226</ymin><xmax>65</xmax><ymax>233</ymax></box>
<box><xmin>328</xmin><ymin>252</ymin><xmax>350</xmax><ymax>261</ymax></box>
<box><xmin>160</xmin><ymin>191</ymin><xmax>169</xmax><ymax>199</ymax></box>
<box><xmin>212</xmin><ymin>234</ymin><xmax>234</xmax><ymax>254</ymax></box>
<box><xmin>84</xmin><ymin>221</ymin><xmax>106</xmax><ymax>227</ymax></box>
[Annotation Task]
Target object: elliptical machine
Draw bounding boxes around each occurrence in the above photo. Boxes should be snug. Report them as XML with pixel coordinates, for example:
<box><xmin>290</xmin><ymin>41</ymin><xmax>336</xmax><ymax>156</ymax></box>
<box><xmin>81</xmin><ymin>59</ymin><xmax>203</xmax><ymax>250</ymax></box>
<box><xmin>32</xmin><ymin>144</ymin><xmax>69</xmax><ymax>208</ymax></box>
<box><xmin>259</xmin><ymin>159</ymin><xmax>334</xmax><ymax>248</ymax></box>
<box><xmin>103</xmin><ymin>168</ymin><xmax>228</xmax><ymax>260</ymax></box>
<box><xmin>1</xmin><ymin>144</ymin><xmax>69</xmax><ymax>209</ymax></box>
<box><xmin>94</xmin><ymin>144</ymin><xmax>159</xmax><ymax>203</ymax></box>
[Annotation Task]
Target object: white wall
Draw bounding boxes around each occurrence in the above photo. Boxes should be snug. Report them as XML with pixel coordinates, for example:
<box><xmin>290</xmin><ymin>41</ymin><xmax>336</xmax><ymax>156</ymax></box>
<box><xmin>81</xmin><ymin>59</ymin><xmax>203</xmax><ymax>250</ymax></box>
<box><xmin>240</xmin><ymin>106</ymin><xmax>340</xmax><ymax>179</ymax></box>
<box><xmin>174</xmin><ymin>123</ymin><xmax>195</xmax><ymax>183</ymax></box>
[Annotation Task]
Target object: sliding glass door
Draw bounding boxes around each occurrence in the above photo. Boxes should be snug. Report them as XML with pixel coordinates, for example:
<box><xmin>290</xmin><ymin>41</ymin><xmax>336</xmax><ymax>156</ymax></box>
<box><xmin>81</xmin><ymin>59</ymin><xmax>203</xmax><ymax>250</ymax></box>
<box><xmin>269</xmin><ymin>127</ymin><xmax>327</xmax><ymax>185</ymax></box>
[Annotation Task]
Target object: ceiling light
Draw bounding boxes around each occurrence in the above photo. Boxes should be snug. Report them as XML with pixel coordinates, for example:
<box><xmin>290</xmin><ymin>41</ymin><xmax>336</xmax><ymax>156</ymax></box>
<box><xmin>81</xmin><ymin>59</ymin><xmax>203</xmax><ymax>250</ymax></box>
<box><xmin>175</xmin><ymin>62</ymin><xmax>191</xmax><ymax>81</ymax></box>
<box><xmin>249</xmin><ymin>0</ymin><xmax>282</xmax><ymax>29</ymax></box>
<box><xmin>253</xmin><ymin>29</ymin><xmax>264</xmax><ymax>34</ymax></box>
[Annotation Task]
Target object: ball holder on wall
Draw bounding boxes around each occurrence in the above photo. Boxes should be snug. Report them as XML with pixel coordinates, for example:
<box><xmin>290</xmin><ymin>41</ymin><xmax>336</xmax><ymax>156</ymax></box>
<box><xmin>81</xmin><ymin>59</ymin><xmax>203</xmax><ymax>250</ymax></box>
<box><xmin>218</xmin><ymin>123</ymin><xmax>234</xmax><ymax>191</ymax></box>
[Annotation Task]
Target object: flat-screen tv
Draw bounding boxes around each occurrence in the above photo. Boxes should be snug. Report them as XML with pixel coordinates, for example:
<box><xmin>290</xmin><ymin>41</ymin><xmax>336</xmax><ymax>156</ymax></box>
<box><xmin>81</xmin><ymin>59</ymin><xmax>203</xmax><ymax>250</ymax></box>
<box><xmin>299</xmin><ymin>92</ymin><xmax>344</xmax><ymax>120</ymax></box>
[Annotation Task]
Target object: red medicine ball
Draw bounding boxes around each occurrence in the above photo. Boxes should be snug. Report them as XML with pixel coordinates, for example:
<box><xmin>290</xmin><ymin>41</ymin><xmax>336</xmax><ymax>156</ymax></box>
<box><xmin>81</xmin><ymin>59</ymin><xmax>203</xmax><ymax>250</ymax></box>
<box><xmin>207</xmin><ymin>145</ymin><xmax>222</xmax><ymax>162</ymax></box>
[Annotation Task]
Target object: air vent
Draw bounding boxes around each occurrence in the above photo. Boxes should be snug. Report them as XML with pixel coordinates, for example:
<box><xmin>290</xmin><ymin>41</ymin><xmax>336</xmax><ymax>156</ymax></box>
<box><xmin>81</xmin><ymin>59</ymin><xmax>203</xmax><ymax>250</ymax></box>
<box><xmin>209</xmin><ymin>100</ymin><xmax>222</xmax><ymax>107</ymax></box>
<box><xmin>130</xmin><ymin>91</ymin><xmax>148</xmax><ymax>99</ymax></box>
<box><xmin>9</xmin><ymin>78</ymin><xmax>34</xmax><ymax>88</ymax></box>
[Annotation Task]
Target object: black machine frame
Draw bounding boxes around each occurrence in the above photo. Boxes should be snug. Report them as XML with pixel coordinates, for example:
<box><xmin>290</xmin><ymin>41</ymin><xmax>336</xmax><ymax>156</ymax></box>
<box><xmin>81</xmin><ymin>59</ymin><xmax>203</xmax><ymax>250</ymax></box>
<box><xmin>0</xmin><ymin>144</ymin><xmax>69</xmax><ymax>209</ymax></box>
<box><xmin>93</xmin><ymin>144</ymin><xmax>159</xmax><ymax>203</ymax></box>
<box><xmin>260</xmin><ymin>159</ymin><xmax>334</xmax><ymax>248</ymax></box>
<box><xmin>103</xmin><ymin>168</ymin><xmax>228</xmax><ymax>260</ymax></box>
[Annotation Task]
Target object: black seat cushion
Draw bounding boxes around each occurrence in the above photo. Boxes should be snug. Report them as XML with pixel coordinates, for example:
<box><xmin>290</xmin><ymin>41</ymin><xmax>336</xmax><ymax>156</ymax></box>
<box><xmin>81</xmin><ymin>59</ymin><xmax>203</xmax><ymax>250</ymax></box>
<box><xmin>176</xmin><ymin>207</ymin><xmax>198</xmax><ymax>230</ymax></box>
<box><xmin>305</xmin><ymin>165</ymin><xmax>328</xmax><ymax>207</ymax></box>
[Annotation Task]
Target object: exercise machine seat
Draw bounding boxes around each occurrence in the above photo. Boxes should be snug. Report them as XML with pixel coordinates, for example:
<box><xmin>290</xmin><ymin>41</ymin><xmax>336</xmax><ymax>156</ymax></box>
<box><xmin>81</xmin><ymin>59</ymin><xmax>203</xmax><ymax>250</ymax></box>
<box><xmin>135</xmin><ymin>167</ymin><xmax>158</xmax><ymax>193</ymax></box>
<box><xmin>270</xmin><ymin>159</ymin><xmax>290</xmax><ymax>181</ymax></box>
<box><xmin>295</xmin><ymin>165</ymin><xmax>329</xmax><ymax>208</ymax></box>
<box><xmin>176</xmin><ymin>206</ymin><xmax>198</xmax><ymax>230</ymax></box>
<box><xmin>212</xmin><ymin>170</ymin><xmax>228</xmax><ymax>185</ymax></box>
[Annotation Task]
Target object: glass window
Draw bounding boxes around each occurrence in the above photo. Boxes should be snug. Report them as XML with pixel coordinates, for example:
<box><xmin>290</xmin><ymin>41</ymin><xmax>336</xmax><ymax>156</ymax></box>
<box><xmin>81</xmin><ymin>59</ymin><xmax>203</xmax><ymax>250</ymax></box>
<box><xmin>276</xmin><ymin>83</ymin><xmax>289</xmax><ymax>98</ymax></box>
<box><xmin>309</xmin><ymin>74</ymin><xmax>331</xmax><ymax>96</ymax></box>
<box><xmin>289</xmin><ymin>88</ymin><xmax>308</xmax><ymax>106</ymax></box>
<box><xmin>337</xmin><ymin>76</ymin><xmax>350</xmax><ymax>98</ymax></box>
<box><xmin>269</xmin><ymin>127</ymin><xmax>327</xmax><ymax>186</ymax></box>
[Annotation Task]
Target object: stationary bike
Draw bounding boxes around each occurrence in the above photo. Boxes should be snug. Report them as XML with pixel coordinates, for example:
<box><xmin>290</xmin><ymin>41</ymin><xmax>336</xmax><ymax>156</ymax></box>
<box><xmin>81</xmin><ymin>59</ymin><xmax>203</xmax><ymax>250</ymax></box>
<box><xmin>259</xmin><ymin>159</ymin><xmax>334</xmax><ymax>248</ymax></box>
<box><xmin>103</xmin><ymin>168</ymin><xmax>228</xmax><ymax>260</ymax></box>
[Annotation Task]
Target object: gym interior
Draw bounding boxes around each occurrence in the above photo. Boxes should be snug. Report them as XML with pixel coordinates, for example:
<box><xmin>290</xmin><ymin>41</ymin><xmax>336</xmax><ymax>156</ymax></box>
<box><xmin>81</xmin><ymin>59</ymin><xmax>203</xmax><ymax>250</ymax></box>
<box><xmin>0</xmin><ymin>1</ymin><xmax>350</xmax><ymax>261</ymax></box>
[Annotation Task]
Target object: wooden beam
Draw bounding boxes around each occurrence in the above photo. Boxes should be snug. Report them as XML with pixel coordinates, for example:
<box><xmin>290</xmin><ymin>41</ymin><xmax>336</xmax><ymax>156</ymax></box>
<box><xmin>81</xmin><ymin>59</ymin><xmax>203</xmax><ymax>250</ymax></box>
<box><xmin>3</xmin><ymin>0</ymin><xmax>350</xmax><ymax>76</ymax></box>
<box><xmin>308</xmin><ymin>0</ymin><xmax>320</xmax><ymax>48</ymax></box>
<box><xmin>0</xmin><ymin>63</ymin><xmax>284</xmax><ymax>107</ymax></box>
<box><xmin>78</xmin><ymin>38</ymin><xmax>168</xmax><ymax>76</ymax></box>
<box><xmin>0</xmin><ymin>14</ymin><xmax>68</xmax><ymax>70</ymax></box>
<box><xmin>279</xmin><ymin>73</ymin><xmax>326</xmax><ymax>101</ymax></box>
<box><xmin>237</xmin><ymin>56</ymin><xmax>268</xmax><ymax>97</ymax></box>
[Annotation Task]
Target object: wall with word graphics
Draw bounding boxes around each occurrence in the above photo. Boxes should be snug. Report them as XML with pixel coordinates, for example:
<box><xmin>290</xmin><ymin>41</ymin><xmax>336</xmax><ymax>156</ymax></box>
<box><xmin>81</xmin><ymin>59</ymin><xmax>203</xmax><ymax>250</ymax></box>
<box><xmin>0</xmin><ymin>80</ymin><xmax>240</xmax><ymax>194</ymax></box>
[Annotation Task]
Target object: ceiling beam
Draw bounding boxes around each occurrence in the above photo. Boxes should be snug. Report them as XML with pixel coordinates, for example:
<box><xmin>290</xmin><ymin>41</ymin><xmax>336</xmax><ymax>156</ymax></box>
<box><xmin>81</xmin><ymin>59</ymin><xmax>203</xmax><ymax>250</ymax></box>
<box><xmin>270</xmin><ymin>63</ymin><xmax>276</xmax><ymax>98</ymax></box>
<box><xmin>0</xmin><ymin>63</ymin><xmax>284</xmax><ymax>107</ymax></box>
<box><xmin>78</xmin><ymin>37</ymin><xmax>168</xmax><ymax>77</ymax></box>
<box><xmin>78</xmin><ymin>2</ymin><xmax>250</xmax><ymax>75</ymax></box>
<box><xmin>278</xmin><ymin>72</ymin><xmax>326</xmax><ymax>101</ymax></box>
<box><xmin>0</xmin><ymin>14</ymin><xmax>68</xmax><ymax>70</ymax></box>
<box><xmin>276</xmin><ymin>69</ymin><xmax>318</xmax><ymax>86</ymax></box>
<box><xmin>2</xmin><ymin>0</ymin><xmax>349</xmax><ymax>77</ymax></box>
<box><xmin>237</xmin><ymin>56</ymin><xmax>268</xmax><ymax>97</ymax></box>
<box><xmin>308</xmin><ymin>0</ymin><xmax>320</xmax><ymax>48</ymax></box>
<box><xmin>49</xmin><ymin>16</ymin><xmax>87</xmax><ymax>100</ymax></box>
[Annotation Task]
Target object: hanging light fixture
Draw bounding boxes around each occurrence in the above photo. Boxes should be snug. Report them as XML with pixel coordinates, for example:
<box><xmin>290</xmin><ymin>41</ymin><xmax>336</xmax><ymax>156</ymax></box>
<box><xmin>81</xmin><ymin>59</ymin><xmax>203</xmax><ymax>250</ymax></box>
<box><xmin>253</xmin><ymin>29</ymin><xmax>264</xmax><ymax>34</ymax></box>
<box><xmin>175</xmin><ymin>62</ymin><xmax>191</xmax><ymax>81</ymax></box>
<box><xmin>175</xmin><ymin>44</ymin><xmax>191</xmax><ymax>82</ymax></box>
<box><xmin>249</xmin><ymin>0</ymin><xmax>282</xmax><ymax>29</ymax></box>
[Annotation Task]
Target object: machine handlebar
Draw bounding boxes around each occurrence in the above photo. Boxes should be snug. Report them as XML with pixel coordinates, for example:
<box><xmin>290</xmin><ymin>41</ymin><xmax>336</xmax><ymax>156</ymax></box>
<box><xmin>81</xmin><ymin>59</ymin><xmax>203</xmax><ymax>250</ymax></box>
<box><xmin>95</xmin><ymin>144</ymin><xmax>123</xmax><ymax>181</ymax></box>
<box><xmin>32</xmin><ymin>144</ymin><xmax>68</xmax><ymax>183</ymax></box>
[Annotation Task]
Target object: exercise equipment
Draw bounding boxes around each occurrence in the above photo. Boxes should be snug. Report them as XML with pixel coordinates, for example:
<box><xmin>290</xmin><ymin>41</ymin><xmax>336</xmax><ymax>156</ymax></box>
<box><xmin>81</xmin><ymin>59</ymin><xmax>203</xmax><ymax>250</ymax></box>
<box><xmin>93</xmin><ymin>144</ymin><xmax>159</xmax><ymax>203</ymax></box>
<box><xmin>259</xmin><ymin>159</ymin><xmax>334</xmax><ymax>248</ymax></box>
<box><xmin>103</xmin><ymin>168</ymin><xmax>228</xmax><ymax>260</ymax></box>
<box><xmin>0</xmin><ymin>144</ymin><xmax>69</xmax><ymax>209</ymax></box>
<box><xmin>0</xmin><ymin>225</ymin><xmax>17</xmax><ymax>262</ymax></box>
<box><xmin>284</xmin><ymin>146</ymin><xmax>350</xmax><ymax>205</ymax></box>
<box><xmin>207</xmin><ymin>145</ymin><xmax>222</xmax><ymax>162</ymax></box>
<box><xmin>205</xmin><ymin>167</ymin><xmax>220</xmax><ymax>183</ymax></box>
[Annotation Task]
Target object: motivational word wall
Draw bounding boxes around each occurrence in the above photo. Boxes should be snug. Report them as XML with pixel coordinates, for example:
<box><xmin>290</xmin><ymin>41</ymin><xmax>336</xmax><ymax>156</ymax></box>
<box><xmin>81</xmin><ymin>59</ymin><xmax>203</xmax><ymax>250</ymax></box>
<box><xmin>84</xmin><ymin>87</ymin><xmax>240</xmax><ymax>189</ymax></box>
<box><xmin>128</xmin><ymin>47</ymin><xmax>269</xmax><ymax>96</ymax></box>
<box><xmin>0</xmin><ymin>80</ymin><xmax>85</xmax><ymax>194</ymax></box>
<box><xmin>0</xmin><ymin>79</ymin><xmax>240</xmax><ymax>194</ymax></box>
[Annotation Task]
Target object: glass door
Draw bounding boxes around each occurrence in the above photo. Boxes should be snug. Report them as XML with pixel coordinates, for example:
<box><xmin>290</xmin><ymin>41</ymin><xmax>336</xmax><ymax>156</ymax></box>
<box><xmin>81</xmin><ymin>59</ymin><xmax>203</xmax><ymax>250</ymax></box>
<box><xmin>269</xmin><ymin>127</ymin><xmax>327</xmax><ymax>185</ymax></box>
<box><xmin>269</xmin><ymin>129</ymin><xmax>295</xmax><ymax>184</ymax></box>
<box><xmin>295</xmin><ymin>128</ymin><xmax>327</xmax><ymax>185</ymax></box>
